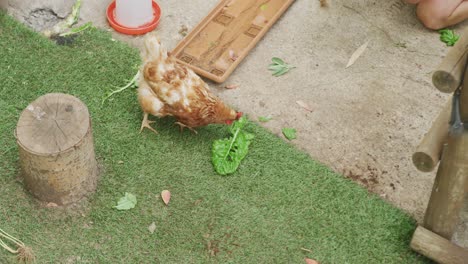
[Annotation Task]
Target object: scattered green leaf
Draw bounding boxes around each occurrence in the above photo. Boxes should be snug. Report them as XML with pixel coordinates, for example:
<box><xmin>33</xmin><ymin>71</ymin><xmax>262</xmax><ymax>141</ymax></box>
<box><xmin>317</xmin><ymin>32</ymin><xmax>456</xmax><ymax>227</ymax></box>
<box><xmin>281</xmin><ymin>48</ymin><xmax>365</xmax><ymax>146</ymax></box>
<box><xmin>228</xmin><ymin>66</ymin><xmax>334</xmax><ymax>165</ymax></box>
<box><xmin>273</xmin><ymin>67</ymin><xmax>289</xmax><ymax>77</ymax></box>
<box><xmin>258</xmin><ymin>116</ymin><xmax>272</xmax><ymax>122</ymax></box>
<box><xmin>439</xmin><ymin>29</ymin><xmax>459</xmax><ymax>46</ymax></box>
<box><xmin>260</xmin><ymin>4</ymin><xmax>268</xmax><ymax>11</ymax></box>
<box><xmin>113</xmin><ymin>192</ymin><xmax>137</xmax><ymax>210</ymax></box>
<box><xmin>268</xmin><ymin>64</ymin><xmax>284</xmax><ymax>71</ymax></box>
<box><xmin>272</xmin><ymin>57</ymin><xmax>285</xmax><ymax>65</ymax></box>
<box><xmin>282</xmin><ymin>128</ymin><xmax>297</xmax><ymax>140</ymax></box>
<box><xmin>42</xmin><ymin>0</ymin><xmax>82</xmax><ymax>37</ymax></box>
<box><xmin>68</xmin><ymin>0</ymin><xmax>82</xmax><ymax>26</ymax></box>
<box><xmin>212</xmin><ymin>117</ymin><xmax>254</xmax><ymax>175</ymax></box>
<box><xmin>268</xmin><ymin>57</ymin><xmax>295</xmax><ymax>77</ymax></box>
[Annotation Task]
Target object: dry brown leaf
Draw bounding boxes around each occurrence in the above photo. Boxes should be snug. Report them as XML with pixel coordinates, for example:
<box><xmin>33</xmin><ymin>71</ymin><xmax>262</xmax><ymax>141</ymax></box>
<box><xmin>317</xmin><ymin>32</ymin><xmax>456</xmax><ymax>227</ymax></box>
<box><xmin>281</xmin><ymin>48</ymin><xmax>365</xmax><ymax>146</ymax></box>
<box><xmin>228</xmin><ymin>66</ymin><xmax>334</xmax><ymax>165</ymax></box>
<box><xmin>346</xmin><ymin>40</ymin><xmax>369</xmax><ymax>68</ymax></box>
<box><xmin>46</xmin><ymin>202</ymin><xmax>58</xmax><ymax>208</ymax></box>
<box><xmin>319</xmin><ymin>0</ymin><xmax>328</xmax><ymax>7</ymax></box>
<box><xmin>148</xmin><ymin>222</ymin><xmax>156</xmax><ymax>234</ymax></box>
<box><xmin>296</xmin><ymin>100</ymin><xmax>313</xmax><ymax>112</ymax></box>
<box><xmin>305</xmin><ymin>258</ymin><xmax>320</xmax><ymax>264</ymax></box>
<box><xmin>225</xmin><ymin>84</ymin><xmax>240</xmax><ymax>89</ymax></box>
<box><xmin>161</xmin><ymin>190</ymin><xmax>171</xmax><ymax>205</ymax></box>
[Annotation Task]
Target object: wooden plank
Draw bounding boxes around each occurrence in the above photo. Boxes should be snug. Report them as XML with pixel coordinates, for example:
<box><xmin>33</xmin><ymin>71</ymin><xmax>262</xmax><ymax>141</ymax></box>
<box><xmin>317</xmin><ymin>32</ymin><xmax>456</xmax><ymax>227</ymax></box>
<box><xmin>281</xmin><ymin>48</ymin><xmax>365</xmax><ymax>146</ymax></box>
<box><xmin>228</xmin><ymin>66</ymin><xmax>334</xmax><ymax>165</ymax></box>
<box><xmin>411</xmin><ymin>226</ymin><xmax>468</xmax><ymax>264</ymax></box>
<box><xmin>172</xmin><ymin>0</ymin><xmax>296</xmax><ymax>83</ymax></box>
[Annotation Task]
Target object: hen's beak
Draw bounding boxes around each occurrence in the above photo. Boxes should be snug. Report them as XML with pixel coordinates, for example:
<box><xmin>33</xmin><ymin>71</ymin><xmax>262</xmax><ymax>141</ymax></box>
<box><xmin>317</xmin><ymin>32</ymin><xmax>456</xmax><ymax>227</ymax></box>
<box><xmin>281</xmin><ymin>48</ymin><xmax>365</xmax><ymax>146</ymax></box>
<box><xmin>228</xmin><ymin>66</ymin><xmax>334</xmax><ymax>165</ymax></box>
<box><xmin>225</xmin><ymin>112</ymin><xmax>243</xmax><ymax>125</ymax></box>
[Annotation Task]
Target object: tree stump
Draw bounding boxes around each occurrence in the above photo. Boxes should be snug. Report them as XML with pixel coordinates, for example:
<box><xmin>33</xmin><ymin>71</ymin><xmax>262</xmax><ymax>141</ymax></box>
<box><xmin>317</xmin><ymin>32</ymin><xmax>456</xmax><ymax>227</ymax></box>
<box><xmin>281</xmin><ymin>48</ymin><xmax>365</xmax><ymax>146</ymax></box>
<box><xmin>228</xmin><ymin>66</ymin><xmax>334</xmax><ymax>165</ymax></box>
<box><xmin>16</xmin><ymin>93</ymin><xmax>98</xmax><ymax>205</ymax></box>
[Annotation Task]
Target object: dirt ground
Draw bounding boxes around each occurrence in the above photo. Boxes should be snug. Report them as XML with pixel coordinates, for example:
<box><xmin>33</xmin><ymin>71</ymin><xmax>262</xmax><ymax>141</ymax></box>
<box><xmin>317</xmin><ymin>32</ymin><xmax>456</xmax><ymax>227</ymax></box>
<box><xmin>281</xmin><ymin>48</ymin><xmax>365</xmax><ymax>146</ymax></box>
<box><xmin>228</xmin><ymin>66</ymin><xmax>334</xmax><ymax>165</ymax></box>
<box><xmin>3</xmin><ymin>0</ymin><xmax>468</xmax><ymax>246</ymax></box>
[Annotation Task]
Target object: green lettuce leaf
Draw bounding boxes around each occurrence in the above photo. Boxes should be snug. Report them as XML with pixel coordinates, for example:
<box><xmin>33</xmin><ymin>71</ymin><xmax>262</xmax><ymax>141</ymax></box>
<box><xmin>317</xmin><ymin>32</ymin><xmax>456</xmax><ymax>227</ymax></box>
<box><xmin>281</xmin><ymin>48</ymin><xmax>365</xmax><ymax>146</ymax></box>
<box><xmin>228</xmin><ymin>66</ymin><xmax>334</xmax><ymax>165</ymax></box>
<box><xmin>212</xmin><ymin>117</ymin><xmax>254</xmax><ymax>175</ymax></box>
<box><xmin>113</xmin><ymin>192</ymin><xmax>137</xmax><ymax>210</ymax></box>
<box><xmin>282</xmin><ymin>128</ymin><xmax>297</xmax><ymax>140</ymax></box>
<box><xmin>439</xmin><ymin>29</ymin><xmax>459</xmax><ymax>46</ymax></box>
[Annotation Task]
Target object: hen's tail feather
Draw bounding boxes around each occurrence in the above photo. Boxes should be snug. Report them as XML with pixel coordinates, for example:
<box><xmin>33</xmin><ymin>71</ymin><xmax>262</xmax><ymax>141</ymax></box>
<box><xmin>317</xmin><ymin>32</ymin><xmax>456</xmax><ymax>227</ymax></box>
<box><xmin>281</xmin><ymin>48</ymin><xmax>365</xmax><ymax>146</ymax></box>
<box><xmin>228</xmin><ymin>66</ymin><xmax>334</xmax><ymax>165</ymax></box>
<box><xmin>142</xmin><ymin>33</ymin><xmax>168</xmax><ymax>63</ymax></box>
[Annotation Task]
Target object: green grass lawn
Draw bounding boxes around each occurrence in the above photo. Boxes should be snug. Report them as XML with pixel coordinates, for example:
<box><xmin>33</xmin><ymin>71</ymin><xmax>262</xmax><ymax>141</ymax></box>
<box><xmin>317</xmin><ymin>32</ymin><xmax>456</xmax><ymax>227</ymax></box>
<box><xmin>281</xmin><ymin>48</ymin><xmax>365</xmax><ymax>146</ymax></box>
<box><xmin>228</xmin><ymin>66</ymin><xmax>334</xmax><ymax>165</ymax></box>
<box><xmin>0</xmin><ymin>12</ymin><xmax>428</xmax><ymax>263</ymax></box>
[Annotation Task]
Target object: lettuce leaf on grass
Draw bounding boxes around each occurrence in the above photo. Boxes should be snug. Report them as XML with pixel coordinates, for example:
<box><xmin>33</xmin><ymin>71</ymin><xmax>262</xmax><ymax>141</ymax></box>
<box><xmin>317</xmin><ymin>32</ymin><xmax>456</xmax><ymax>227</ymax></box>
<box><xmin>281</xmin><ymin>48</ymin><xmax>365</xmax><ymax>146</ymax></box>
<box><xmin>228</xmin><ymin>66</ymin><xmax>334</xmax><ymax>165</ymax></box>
<box><xmin>212</xmin><ymin>117</ymin><xmax>254</xmax><ymax>175</ymax></box>
<box><xmin>114</xmin><ymin>192</ymin><xmax>137</xmax><ymax>210</ymax></box>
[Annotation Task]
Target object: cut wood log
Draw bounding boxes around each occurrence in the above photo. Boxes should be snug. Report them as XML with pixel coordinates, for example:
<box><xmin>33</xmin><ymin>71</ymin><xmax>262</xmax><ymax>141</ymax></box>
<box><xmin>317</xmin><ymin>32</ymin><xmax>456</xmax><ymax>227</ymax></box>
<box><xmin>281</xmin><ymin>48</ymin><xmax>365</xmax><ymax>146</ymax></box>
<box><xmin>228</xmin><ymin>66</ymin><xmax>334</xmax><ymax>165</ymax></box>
<box><xmin>412</xmin><ymin>99</ymin><xmax>451</xmax><ymax>172</ymax></box>
<box><xmin>433</xmin><ymin>27</ymin><xmax>468</xmax><ymax>93</ymax></box>
<box><xmin>423</xmin><ymin>132</ymin><xmax>468</xmax><ymax>239</ymax></box>
<box><xmin>410</xmin><ymin>226</ymin><xmax>468</xmax><ymax>264</ymax></box>
<box><xmin>16</xmin><ymin>93</ymin><xmax>98</xmax><ymax>205</ymax></box>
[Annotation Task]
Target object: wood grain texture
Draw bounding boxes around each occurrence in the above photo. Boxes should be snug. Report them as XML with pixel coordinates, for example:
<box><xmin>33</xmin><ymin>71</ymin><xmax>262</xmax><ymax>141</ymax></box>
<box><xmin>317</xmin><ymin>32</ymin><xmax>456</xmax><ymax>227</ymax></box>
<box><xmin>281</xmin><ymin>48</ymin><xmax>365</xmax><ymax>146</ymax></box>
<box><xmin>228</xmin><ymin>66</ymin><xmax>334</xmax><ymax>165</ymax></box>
<box><xmin>16</xmin><ymin>93</ymin><xmax>98</xmax><ymax>205</ymax></box>
<box><xmin>423</xmin><ymin>132</ymin><xmax>468</xmax><ymax>239</ymax></box>
<box><xmin>16</xmin><ymin>93</ymin><xmax>89</xmax><ymax>155</ymax></box>
<box><xmin>172</xmin><ymin>0</ymin><xmax>295</xmax><ymax>83</ymax></box>
<box><xmin>411</xmin><ymin>226</ymin><xmax>468</xmax><ymax>264</ymax></box>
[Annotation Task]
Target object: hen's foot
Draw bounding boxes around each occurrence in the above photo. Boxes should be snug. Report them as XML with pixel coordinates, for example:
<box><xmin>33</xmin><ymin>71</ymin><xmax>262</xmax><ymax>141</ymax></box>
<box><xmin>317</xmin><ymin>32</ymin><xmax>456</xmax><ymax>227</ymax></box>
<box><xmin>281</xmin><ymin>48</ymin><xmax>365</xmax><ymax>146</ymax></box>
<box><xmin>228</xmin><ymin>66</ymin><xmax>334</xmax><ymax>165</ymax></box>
<box><xmin>140</xmin><ymin>112</ymin><xmax>158</xmax><ymax>134</ymax></box>
<box><xmin>174</xmin><ymin>122</ymin><xmax>198</xmax><ymax>134</ymax></box>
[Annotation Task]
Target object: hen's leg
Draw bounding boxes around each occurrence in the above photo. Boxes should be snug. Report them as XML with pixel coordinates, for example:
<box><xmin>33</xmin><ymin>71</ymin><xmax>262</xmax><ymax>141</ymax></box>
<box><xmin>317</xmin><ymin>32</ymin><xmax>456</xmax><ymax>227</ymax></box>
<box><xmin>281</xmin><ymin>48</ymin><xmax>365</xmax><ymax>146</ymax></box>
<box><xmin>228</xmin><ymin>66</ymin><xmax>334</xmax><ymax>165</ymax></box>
<box><xmin>140</xmin><ymin>112</ymin><xmax>158</xmax><ymax>134</ymax></box>
<box><xmin>174</xmin><ymin>122</ymin><xmax>198</xmax><ymax>134</ymax></box>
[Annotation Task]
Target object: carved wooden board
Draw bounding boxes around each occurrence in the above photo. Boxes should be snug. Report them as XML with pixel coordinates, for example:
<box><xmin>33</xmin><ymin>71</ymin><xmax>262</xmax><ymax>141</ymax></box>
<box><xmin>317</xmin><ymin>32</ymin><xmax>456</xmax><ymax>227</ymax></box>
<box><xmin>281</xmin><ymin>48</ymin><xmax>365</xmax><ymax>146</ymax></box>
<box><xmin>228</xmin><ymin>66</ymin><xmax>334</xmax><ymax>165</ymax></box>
<box><xmin>172</xmin><ymin>0</ymin><xmax>295</xmax><ymax>83</ymax></box>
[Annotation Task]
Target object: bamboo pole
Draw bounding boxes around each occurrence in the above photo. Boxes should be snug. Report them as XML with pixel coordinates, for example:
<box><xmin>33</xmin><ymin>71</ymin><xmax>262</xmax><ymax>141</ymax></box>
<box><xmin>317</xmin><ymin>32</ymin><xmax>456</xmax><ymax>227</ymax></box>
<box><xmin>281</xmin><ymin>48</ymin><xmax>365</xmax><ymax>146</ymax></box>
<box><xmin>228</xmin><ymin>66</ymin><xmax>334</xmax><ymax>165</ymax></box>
<box><xmin>432</xmin><ymin>27</ymin><xmax>468</xmax><ymax>93</ymax></box>
<box><xmin>410</xmin><ymin>226</ymin><xmax>468</xmax><ymax>264</ymax></box>
<box><xmin>412</xmin><ymin>99</ymin><xmax>451</xmax><ymax>172</ymax></box>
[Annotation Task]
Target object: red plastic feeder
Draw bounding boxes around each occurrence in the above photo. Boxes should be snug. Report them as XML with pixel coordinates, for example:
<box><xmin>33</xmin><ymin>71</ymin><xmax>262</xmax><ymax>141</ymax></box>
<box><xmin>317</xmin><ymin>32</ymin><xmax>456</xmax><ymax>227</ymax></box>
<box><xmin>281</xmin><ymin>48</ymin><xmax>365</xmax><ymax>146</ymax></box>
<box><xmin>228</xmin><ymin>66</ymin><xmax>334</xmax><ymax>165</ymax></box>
<box><xmin>107</xmin><ymin>0</ymin><xmax>161</xmax><ymax>35</ymax></box>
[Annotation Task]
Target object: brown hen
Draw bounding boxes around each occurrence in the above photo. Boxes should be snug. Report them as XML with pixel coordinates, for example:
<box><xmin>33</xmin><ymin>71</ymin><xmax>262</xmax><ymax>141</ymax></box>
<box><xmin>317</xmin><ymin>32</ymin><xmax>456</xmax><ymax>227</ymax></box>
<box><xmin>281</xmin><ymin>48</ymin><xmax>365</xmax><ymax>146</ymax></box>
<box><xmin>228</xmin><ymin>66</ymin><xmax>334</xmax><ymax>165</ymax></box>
<box><xmin>137</xmin><ymin>34</ymin><xmax>241</xmax><ymax>134</ymax></box>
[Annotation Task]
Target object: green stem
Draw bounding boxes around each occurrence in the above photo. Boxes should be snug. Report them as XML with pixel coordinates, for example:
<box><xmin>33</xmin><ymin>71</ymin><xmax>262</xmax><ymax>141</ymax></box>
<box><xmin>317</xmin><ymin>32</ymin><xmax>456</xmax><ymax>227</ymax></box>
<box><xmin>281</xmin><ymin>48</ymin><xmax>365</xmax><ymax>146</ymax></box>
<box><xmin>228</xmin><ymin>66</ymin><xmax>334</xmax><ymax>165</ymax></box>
<box><xmin>223</xmin><ymin>128</ymin><xmax>240</xmax><ymax>160</ymax></box>
<box><xmin>59</xmin><ymin>22</ymin><xmax>92</xmax><ymax>37</ymax></box>
<box><xmin>0</xmin><ymin>229</ymin><xmax>24</xmax><ymax>254</ymax></box>
<box><xmin>0</xmin><ymin>229</ymin><xmax>23</xmax><ymax>247</ymax></box>
<box><xmin>102</xmin><ymin>71</ymin><xmax>140</xmax><ymax>105</ymax></box>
